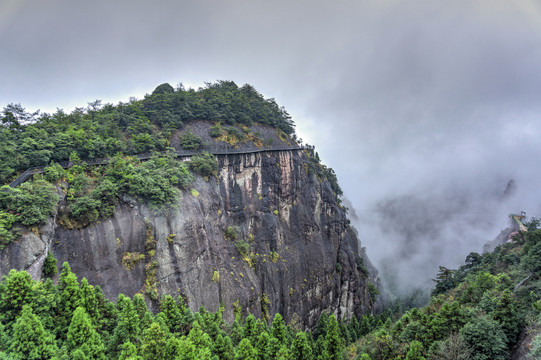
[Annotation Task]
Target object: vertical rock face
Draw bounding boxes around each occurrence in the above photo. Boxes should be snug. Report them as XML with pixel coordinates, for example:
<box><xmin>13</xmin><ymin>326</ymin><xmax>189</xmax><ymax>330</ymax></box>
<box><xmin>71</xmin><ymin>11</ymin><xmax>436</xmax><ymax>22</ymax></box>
<box><xmin>3</xmin><ymin>149</ymin><xmax>381</xmax><ymax>328</ymax></box>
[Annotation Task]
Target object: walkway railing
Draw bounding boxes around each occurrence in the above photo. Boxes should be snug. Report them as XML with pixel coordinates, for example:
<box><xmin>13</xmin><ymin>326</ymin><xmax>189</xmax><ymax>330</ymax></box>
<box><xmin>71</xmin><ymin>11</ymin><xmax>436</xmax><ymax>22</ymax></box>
<box><xmin>5</xmin><ymin>145</ymin><xmax>304</xmax><ymax>188</ymax></box>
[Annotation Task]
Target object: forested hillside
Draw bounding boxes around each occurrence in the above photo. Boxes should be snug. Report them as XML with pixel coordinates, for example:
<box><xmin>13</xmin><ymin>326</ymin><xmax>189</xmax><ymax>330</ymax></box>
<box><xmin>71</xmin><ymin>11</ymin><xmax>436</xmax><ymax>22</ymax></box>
<box><xmin>347</xmin><ymin>220</ymin><xmax>541</xmax><ymax>360</ymax></box>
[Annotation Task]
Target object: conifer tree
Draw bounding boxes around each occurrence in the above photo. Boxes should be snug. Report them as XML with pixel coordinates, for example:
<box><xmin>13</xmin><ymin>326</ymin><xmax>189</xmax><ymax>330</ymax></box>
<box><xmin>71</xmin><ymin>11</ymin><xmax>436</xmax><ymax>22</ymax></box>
<box><xmin>187</xmin><ymin>320</ymin><xmax>212</xmax><ymax>349</ymax></box>
<box><xmin>271</xmin><ymin>313</ymin><xmax>287</xmax><ymax>344</ymax></box>
<box><xmin>9</xmin><ymin>305</ymin><xmax>58</xmax><ymax>360</ymax></box>
<box><xmin>243</xmin><ymin>314</ymin><xmax>258</xmax><ymax>343</ymax></box>
<box><xmin>275</xmin><ymin>345</ymin><xmax>290</xmax><ymax>360</ymax></box>
<box><xmin>118</xmin><ymin>341</ymin><xmax>142</xmax><ymax>360</ymax></box>
<box><xmin>65</xmin><ymin>306</ymin><xmax>106</xmax><ymax>360</ymax></box>
<box><xmin>140</xmin><ymin>322</ymin><xmax>167</xmax><ymax>360</ymax></box>
<box><xmin>406</xmin><ymin>340</ymin><xmax>426</xmax><ymax>360</ymax></box>
<box><xmin>59</xmin><ymin>262</ymin><xmax>81</xmax><ymax>326</ymax></box>
<box><xmin>235</xmin><ymin>338</ymin><xmax>257</xmax><ymax>360</ymax></box>
<box><xmin>292</xmin><ymin>331</ymin><xmax>313</xmax><ymax>360</ymax></box>
<box><xmin>110</xmin><ymin>295</ymin><xmax>140</xmax><ymax>356</ymax></box>
<box><xmin>132</xmin><ymin>294</ymin><xmax>148</xmax><ymax>321</ymax></box>
<box><xmin>213</xmin><ymin>333</ymin><xmax>234</xmax><ymax>360</ymax></box>
<box><xmin>255</xmin><ymin>330</ymin><xmax>270</xmax><ymax>360</ymax></box>
<box><xmin>323</xmin><ymin>314</ymin><xmax>342</xmax><ymax>360</ymax></box>
<box><xmin>314</xmin><ymin>312</ymin><xmax>329</xmax><ymax>341</ymax></box>
<box><xmin>160</xmin><ymin>295</ymin><xmax>182</xmax><ymax>334</ymax></box>
<box><xmin>79</xmin><ymin>278</ymin><xmax>100</xmax><ymax>325</ymax></box>
<box><xmin>0</xmin><ymin>269</ymin><xmax>35</xmax><ymax>323</ymax></box>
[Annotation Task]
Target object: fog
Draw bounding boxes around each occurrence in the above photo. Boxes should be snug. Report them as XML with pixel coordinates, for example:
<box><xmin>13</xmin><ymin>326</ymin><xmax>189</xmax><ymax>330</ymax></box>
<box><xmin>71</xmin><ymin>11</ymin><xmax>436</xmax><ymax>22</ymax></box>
<box><xmin>2</xmin><ymin>0</ymin><xmax>541</xmax><ymax>298</ymax></box>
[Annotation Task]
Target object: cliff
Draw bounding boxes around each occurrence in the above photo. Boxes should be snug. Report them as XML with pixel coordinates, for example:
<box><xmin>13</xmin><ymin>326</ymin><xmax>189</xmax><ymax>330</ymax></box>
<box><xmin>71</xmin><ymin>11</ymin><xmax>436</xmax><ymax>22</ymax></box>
<box><xmin>0</xmin><ymin>146</ymin><xmax>380</xmax><ymax>327</ymax></box>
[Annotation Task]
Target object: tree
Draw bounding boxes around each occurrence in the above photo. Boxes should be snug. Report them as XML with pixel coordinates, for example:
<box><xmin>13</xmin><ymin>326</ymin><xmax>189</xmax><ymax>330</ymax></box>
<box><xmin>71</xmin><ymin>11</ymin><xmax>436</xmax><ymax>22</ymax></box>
<box><xmin>291</xmin><ymin>331</ymin><xmax>312</xmax><ymax>360</ymax></box>
<box><xmin>160</xmin><ymin>295</ymin><xmax>182</xmax><ymax>334</ymax></box>
<box><xmin>405</xmin><ymin>340</ymin><xmax>426</xmax><ymax>360</ymax></box>
<box><xmin>110</xmin><ymin>295</ymin><xmax>140</xmax><ymax>356</ymax></box>
<box><xmin>235</xmin><ymin>338</ymin><xmax>257</xmax><ymax>360</ymax></box>
<box><xmin>460</xmin><ymin>315</ymin><xmax>507</xmax><ymax>360</ymax></box>
<box><xmin>118</xmin><ymin>340</ymin><xmax>142</xmax><ymax>360</ymax></box>
<box><xmin>430</xmin><ymin>333</ymin><xmax>471</xmax><ymax>360</ymax></box>
<box><xmin>65</xmin><ymin>307</ymin><xmax>106</xmax><ymax>359</ymax></box>
<box><xmin>9</xmin><ymin>305</ymin><xmax>58</xmax><ymax>359</ymax></box>
<box><xmin>140</xmin><ymin>322</ymin><xmax>167</xmax><ymax>360</ymax></box>
<box><xmin>0</xmin><ymin>269</ymin><xmax>35</xmax><ymax>324</ymax></box>
<box><xmin>323</xmin><ymin>314</ymin><xmax>342</xmax><ymax>360</ymax></box>
<box><xmin>189</xmin><ymin>152</ymin><xmax>218</xmax><ymax>177</ymax></box>
<box><xmin>271</xmin><ymin>313</ymin><xmax>287</xmax><ymax>345</ymax></box>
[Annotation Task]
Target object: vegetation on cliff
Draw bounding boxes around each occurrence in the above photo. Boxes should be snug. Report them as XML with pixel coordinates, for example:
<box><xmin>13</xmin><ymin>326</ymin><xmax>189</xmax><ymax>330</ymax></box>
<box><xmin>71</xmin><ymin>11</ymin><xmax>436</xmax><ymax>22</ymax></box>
<box><xmin>0</xmin><ymin>81</ymin><xmax>342</xmax><ymax>248</ymax></box>
<box><xmin>0</xmin><ymin>81</ymin><xmax>294</xmax><ymax>184</ymax></box>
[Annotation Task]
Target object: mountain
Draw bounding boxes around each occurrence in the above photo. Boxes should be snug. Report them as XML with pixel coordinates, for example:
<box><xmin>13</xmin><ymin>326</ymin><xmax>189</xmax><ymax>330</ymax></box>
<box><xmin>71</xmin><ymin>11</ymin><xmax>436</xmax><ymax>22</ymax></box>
<box><xmin>0</xmin><ymin>82</ymin><xmax>382</xmax><ymax>327</ymax></box>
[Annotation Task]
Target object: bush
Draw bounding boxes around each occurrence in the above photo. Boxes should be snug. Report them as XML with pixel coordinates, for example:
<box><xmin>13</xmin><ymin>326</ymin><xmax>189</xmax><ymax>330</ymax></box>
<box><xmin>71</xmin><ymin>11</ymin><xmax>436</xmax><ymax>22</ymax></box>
<box><xmin>225</xmin><ymin>226</ymin><xmax>238</xmax><ymax>241</ymax></box>
<box><xmin>42</xmin><ymin>251</ymin><xmax>57</xmax><ymax>277</ymax></box>
<box><xmin>459</xmin><ymin>315</ymin><xmax>507</xmax><ymax>360</ymax></box>
<box><xmin>235</xmin><ymin>240</ymin><xmax>250</xmax><ymax>257</ymax></box>
<box><xmin>43</xmin><ymin>162</ymin><xmax>65</xmax><ymax>182</ymax></box>
<box><xmin>179</xmin><ymin>129</ymin><xmax>203</xmax><ymax>150</ymax></box>
<box><xmin>189</xmin><ymin>152</ymin><xmax>218</xmax><ymax>177</ymax></box>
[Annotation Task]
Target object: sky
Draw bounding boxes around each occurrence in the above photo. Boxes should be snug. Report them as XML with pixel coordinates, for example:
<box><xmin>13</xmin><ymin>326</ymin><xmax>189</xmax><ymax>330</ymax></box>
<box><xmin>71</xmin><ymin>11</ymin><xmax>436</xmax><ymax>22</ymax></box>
<box><xmin>2</xmin><ymin>0</ymin><xmax>541</xmax><ymax>297</ymax></box>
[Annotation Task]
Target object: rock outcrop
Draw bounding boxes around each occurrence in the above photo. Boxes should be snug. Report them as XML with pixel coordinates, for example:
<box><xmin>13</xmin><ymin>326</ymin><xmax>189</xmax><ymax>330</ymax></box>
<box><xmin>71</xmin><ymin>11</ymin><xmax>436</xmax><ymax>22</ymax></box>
<box><xmin>1</xmin><ymin>147</ymin><xmax>381</xmax><ymax>328</ymax></box>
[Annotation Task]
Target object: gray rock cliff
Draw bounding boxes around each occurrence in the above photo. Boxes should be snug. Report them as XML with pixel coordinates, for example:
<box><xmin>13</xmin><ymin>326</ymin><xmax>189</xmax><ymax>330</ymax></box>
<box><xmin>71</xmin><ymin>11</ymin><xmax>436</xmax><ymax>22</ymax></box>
<box><xmin>1</xmin><ymin>147</ymin><xmax>381</xmax><ymax>328</ymax></box>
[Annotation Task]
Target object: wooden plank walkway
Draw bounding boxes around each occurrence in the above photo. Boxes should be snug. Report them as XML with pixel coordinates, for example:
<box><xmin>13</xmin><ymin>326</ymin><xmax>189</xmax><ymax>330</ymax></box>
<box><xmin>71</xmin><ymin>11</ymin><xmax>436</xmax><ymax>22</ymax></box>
<box><xmin>5</xmin><ymin>145</ymin><xmax>304</xmax><ymax>188</ymax></box>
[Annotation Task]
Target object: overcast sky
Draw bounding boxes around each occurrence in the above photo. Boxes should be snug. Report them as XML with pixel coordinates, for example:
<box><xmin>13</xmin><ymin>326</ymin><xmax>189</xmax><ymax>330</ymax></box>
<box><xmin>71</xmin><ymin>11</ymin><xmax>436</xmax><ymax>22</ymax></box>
<box><xmin>2</xmin><ymin>0</ymin><xmax>541</xmax><ymax>295</ymax></box>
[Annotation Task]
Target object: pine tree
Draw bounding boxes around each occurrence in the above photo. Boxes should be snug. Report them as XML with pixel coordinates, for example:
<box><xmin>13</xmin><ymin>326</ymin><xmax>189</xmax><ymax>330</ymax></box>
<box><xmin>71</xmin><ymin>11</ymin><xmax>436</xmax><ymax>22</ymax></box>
<box><xmin>9</xmin><ymin>305</ymin><xmax>58</xmax><ymax>360</ymax></box>
<box><xmin>291</xmin><ymin>331</ymin><xmax>312</xmax><ymax>360</ymax></box>
<box><xmin>405</xmin><ymin>340</ymin><xmax>426</xmax><ymax>360</ymax></box>
<box><xmin>65</xmin><ymin>306</ymin><xmax>106</xmax><ymax>359</ymax></box>
<box><xmin>160</xmin><ymin>295</ymin><xmax>182</xmax><ymax>334</ymax></box>
<box><xmin>109</xmin><ymin>295</ymin><xmax>140</xmax><ymax>356</ymax></box>
<box><xmin>59</xmin><ymin>262</ymin><xmax>81</xmax><ymax>330</ymax></box>
<box><xmin>255</xmin><ymin>331</ymin><xmax>270</xmax><ymax>360</ymax></box>
<box><xmin>323</xmin><ymin>314</ymin><xmax>341</xmax><ymax>360</ymax></box>
<box><xmin>79</xmin><ymin>278</ymin><xmax>100</xmax><ymax>326</ymax></box>
<box><xmin>0</xmin><ymin>269</ymin><xmax>35</xmax><ymax>324</ymax></box>
<box><xmin>243</xmin><ymin>314</ymin><xmax>258</xmax><ymax>343</ymax></box>
<box><xmin>235</xmin><ymin>338</ymin><xmax>257</xmax><ymax>360</ymax></box>
<box><xmin>140</xmin><ymin>322</ymin><xmax>167</xmax><ymax>360</ymax></box>
<box><xmin>118</xmin><ymin>340</ymin><xmax>142</xmax><ymax>360</ymax></box>
<box><xmin>271</xmin><ymin>313</ymin><xmax>287</xmax><ymax>344</ymax></box>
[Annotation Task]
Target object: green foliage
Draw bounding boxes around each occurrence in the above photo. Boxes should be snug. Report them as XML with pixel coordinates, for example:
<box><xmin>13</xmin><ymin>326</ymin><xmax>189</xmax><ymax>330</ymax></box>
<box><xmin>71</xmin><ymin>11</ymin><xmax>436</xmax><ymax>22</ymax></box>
<box><xmin>179</xmin><ymin>128</ymin><xmax>203</xmax><ymax>150</ymax></box>
<box><xmin>459</xmin><ymin>315</ymin><xmax>507</xmax><ymax>360</ymax></box>
<box><xmin>9</xmin><ymin>305</ymin><xmax>58</xmax><ymax>360</ymax></box>
<box><xmin>65</xmin><ymin>307</ymin><xmax>106</xmax><ymax>359</ymax></box>
<box><xmin>234</xmin><ymin>240</ymin><xmax>251</xmax><ymax>257</ymax></box>
<box><xmin>42</xmin><ymin>251</ymin><xmax>58</xmax><ymax>277</ymax></box>
<box><xmin>189</xmin><ymin>151</ymin><xmax>218</xmax><ymax>177</ymax></box>
<box><xmin>225</xmin><ymin>226</ymin><xmax>238</xmax><ymax>241</ymax></box>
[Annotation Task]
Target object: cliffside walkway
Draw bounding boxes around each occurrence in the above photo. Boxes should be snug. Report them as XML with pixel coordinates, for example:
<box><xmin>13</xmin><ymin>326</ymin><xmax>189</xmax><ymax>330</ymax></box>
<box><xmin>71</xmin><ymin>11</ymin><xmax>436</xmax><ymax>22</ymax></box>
<box><xmin>5</xmin><ymin>145</ymin><xmax>304</xmax><ymax>188</ymax></box>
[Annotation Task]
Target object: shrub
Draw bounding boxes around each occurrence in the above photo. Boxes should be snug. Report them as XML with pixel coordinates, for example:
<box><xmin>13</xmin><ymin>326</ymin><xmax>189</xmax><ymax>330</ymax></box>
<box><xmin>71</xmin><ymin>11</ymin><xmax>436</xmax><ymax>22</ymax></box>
<box><xmin>212</xmin><ymin>270</ymin><xmax>220</xmax><ymax>283</ymax></box>
<box><xmin>209</xmin><ymin>124</ymin><xmax>223</xmax><ymax>137</ymax></box>
<box><xmin>189</xmin><ymin>152</ymin><xmax>218</xmax><ymax>177</ymax></box>
<box><xmin>42</xmin><ymin>251</ymin><xmax>57</xmax><ymax>277</ymax></box>
<box><xmin>43</xmin><ymin>162</ymin><xmax>65</xmax><ymax>182</ymax></box>
<box><xmin>122</xmin><ymin>252</ymin><xmax>145</xmax><ymax>270</ymax></box>
<box><xmin>225</xmin><ymin>226</ymin><xmax>238</xmax><ymax>241</ymax></box>
<box><xmin>179</xmin><ymin>129</ymin><xmax>203</xmax><ymax>150</ymax></box>
<box><xmin>235</xmin><ymin>240</ymin><xmax>250</xmax><ymax>257</ymax></box>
